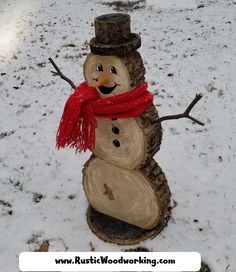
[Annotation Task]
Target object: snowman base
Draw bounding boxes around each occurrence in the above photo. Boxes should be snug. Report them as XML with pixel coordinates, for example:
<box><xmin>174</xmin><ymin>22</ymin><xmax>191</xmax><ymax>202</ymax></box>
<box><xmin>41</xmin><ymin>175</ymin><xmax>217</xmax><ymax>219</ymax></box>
<box><xmin>86</xmin><ymin>205</ymin><xmax>170</xmax><ymax>245</ymax></box>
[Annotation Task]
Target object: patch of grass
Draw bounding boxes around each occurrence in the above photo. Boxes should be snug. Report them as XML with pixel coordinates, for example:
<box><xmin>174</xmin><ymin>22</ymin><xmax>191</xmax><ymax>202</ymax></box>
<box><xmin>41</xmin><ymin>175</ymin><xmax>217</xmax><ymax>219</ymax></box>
<box><xmin>32</xmin><ymin>193</ymin><xmax>44</xmax><ymax>203</ymax></box>
<box><xmin>0</xmin><ymin>200</ymin><xmax>12</xmax><ymax>207</ymax></box>
<box><xmin>27</xmin><ymin>233</ymin><xmax>42</xmax><ymax>244</ymax></box>
<box><xmin>0</xmin><ymin>130</ymin><xmax>15</xmax><ymax>139</ymax></box>
<box><xmin>102</xmin><ymin>0</ymin><xmax>145</xmax><ymax>12</ymax></box>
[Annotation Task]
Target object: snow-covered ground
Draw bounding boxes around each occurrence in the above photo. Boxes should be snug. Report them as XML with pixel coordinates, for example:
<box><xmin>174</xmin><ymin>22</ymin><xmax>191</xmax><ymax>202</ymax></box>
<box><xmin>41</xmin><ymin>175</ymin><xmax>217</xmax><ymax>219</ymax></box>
<box><xmin>0</xmin><ymin>0</ymin><xmax>236</xmax><ymax>271</ymax></box>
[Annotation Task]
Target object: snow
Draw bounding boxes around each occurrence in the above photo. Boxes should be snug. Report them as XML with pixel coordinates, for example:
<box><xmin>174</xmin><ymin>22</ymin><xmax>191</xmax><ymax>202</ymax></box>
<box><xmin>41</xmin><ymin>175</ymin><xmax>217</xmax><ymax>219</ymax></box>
<box><xmin>146</xmin><ymin>0</ymin><xmax>196</xmax><ymax>9</ymax></box>
<box><xmin>0</xmin><ymin>0</ymin><xmax>236</xmax><ymax>271</ymax></box>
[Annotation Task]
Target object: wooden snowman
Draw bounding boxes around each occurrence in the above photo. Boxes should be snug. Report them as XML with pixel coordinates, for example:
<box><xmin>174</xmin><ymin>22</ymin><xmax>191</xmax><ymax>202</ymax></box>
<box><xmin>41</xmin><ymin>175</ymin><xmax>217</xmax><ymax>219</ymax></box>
<box><xmin>50</xmin><ymin>13</ymin><xmax>204</xmax><ymax>245</ymax></box>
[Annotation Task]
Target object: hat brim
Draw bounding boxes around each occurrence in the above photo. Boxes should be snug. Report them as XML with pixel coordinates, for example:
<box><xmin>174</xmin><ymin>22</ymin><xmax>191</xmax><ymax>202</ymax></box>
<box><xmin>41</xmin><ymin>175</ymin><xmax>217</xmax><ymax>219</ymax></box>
<box><xmin>89</xmin><ymin>33</ymin><xmax>141</xmax><ymax>56</ymax></box>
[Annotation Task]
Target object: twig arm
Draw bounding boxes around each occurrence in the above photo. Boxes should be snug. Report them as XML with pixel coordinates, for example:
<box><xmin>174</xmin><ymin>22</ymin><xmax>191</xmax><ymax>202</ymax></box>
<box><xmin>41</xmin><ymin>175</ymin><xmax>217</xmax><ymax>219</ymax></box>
<box><xmin>185</xmin><ymin>93</ymin><xmax>203</xmax><ymax>115</ymax></box>
<box><xmin>48</xmin><ymin>57</ymin><xmax>76</xmax><ymax>90</ymax></box>
<box><xmin>154</xmin><ymin>93</ymin><xmax>205</xmax><ymax>126</ymax></box>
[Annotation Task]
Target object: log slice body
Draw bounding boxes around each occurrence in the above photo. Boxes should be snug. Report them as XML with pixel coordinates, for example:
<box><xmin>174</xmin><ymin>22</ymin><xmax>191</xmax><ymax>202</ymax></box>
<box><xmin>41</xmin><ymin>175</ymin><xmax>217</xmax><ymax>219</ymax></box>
<box><xmin>82</xmin><ymin>157</ymin><xmax>171</xmax><ymax>230</ymax></box>
<box><xmin>93</xmin><ymin>104</ymin><xmax>162</xmax><ymax>169</ymax></box>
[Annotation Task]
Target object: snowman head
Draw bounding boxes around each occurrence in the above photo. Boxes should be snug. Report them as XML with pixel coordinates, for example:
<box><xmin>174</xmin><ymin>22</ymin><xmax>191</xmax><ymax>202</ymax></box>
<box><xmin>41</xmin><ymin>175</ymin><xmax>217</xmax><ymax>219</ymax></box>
<box><xmin>83</xmin><ymin>13</ymin><xmax>145</xmax><ymax>98</ymax></box>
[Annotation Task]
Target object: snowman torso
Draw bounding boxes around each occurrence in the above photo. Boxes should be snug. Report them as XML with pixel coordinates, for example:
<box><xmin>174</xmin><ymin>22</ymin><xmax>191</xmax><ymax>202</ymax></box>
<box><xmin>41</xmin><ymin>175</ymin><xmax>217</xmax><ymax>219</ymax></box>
<box><xmin>93</xmin><ymin>117</ymin><xmax>145</xmax><ymax>169</ymax></box>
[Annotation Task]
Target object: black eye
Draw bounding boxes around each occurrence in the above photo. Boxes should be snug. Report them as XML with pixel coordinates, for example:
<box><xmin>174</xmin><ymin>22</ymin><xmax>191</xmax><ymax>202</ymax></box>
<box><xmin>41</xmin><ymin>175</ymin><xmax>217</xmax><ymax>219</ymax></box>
<box><xmin>96</xmin><ymin>63</ymin><xmax>103</xmax><ymax>72</ymax></box>
<box><xmin>110</xmin><ymin>66</ymin><xmax>117</xmax><ymax>74</ymax></box>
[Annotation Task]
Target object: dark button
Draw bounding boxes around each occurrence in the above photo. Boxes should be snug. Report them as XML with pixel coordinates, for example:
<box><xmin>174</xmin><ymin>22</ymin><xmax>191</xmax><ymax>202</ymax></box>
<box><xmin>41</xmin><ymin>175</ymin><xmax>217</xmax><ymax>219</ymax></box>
<box><xmin>113</xmin><ymin>139</ymin><xmax>120</xmax><ymax>147</ymax></box>
<box><xmin>112</xmin><ymin>126</ymin><xmax>120</xmax><ymax>134</ymax></box>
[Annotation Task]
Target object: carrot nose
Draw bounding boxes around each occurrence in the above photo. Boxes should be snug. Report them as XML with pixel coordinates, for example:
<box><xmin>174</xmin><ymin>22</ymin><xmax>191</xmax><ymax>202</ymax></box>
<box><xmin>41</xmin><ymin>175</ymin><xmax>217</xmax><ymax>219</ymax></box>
<box><xmin>93</xmin><ymin>75</ymin><xmax>109</xmax><ymax>88</ymax></box>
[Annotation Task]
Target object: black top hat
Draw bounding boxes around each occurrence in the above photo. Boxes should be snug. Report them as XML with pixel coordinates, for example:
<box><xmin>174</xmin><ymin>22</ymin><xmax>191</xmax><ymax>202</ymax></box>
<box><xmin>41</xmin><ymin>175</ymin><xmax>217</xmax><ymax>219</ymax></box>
<box><xmin>89</xmin><ymin>13</ymin><xmax>141</xmax><ymax>56</ymax></box>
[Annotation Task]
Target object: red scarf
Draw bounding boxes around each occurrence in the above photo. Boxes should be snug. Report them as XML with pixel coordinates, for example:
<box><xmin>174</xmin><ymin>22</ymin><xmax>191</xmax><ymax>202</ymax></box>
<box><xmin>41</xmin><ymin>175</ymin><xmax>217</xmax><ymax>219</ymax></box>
<box><xmin>56</xmin><ymin>81</ymin><xmax>153</xmax><ymax>152</ymax></box>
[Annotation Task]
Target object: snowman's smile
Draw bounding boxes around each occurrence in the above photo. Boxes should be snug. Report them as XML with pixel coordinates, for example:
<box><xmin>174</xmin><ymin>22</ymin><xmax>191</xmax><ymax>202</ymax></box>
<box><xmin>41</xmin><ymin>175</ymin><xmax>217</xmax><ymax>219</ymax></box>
<box><xmin>98</xmin><ymin>84</ymin><xmax>117</xmax><ymax>94</ymax></box>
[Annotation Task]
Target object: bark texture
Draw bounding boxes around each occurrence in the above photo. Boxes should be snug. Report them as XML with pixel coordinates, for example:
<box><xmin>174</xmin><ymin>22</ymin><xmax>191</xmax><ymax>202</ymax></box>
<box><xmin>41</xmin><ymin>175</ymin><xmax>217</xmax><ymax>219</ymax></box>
<box><xmin>94</xmin><ymin>13</ymin><xmax>131</xmax><ymax>44</ymax></box>
<box><xmin>137</xmin><ymin>104</ymin><xmax>163</xmax><ymax>168</ymax></box>
<box><xmin>121</xmin><ymin>51</ymin><xmax>145</xmax><ymax>88</ymax></box>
